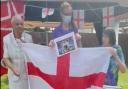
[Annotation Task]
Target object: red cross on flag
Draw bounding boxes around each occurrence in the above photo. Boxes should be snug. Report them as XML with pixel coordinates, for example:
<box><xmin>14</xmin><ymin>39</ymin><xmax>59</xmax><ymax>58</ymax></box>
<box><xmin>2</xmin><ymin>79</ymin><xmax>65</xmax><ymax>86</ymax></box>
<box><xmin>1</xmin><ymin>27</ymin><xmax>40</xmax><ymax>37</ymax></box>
<box><xmin>1</xmin><ymin>1</ymin><xmax>25</xmax><ymax>30</ymax></box>
<box><xmin>42</xmin><ymin>8</ymin><xmax>54</xmax><ymax>18</ymax></box>
<box><xmin>103</xmin><ymin>7</ymin><xmax>115</xmax><ymax>27</ymax></box>
<box><xmin>73</xmin><ymin>10</ymin><xmax>84</xmax><ymax>29</ymax></box>
<box><xmin>22</xmin><ymin>43</ymin><xmax>111</xmax><ymax>89</ymax></box>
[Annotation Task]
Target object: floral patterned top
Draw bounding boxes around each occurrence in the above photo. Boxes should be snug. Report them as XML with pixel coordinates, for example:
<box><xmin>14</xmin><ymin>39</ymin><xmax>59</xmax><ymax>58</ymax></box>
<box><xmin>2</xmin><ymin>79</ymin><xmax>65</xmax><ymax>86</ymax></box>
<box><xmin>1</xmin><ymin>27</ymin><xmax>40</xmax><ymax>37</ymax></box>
<box><xmin>104</xmin><ymin>45</ymin><xmax>125</xmax><ymax>86</ymax></box>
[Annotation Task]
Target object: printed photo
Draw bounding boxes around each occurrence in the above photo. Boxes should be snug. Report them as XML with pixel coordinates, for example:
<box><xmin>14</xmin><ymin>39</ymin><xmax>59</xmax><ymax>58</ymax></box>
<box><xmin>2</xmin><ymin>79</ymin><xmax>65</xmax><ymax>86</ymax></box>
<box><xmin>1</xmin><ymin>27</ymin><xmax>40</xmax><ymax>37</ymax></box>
<box><xmin>54</xmin><ymin>32</ymin><xmax>77</xmax><ymax>57</ymax></box>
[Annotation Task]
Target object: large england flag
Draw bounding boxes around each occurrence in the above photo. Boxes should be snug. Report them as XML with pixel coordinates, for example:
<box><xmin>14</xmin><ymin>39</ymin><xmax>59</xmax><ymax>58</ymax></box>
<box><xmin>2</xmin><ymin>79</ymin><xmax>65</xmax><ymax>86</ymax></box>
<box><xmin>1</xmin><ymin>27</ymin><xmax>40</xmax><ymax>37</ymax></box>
<box><xmin>22</xmin><ymin>43</ymin><xmax>111</xmax><ymax>89</ymax></box>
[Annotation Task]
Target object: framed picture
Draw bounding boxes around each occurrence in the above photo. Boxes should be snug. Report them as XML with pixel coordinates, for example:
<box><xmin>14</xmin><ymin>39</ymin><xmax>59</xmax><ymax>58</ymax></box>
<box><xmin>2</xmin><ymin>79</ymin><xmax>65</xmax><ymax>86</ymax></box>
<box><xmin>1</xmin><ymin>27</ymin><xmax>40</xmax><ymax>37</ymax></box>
<box><xmin>54</xmin><ymin>32</ymin><xmax>77</xmax><ymax>57</ymax></box>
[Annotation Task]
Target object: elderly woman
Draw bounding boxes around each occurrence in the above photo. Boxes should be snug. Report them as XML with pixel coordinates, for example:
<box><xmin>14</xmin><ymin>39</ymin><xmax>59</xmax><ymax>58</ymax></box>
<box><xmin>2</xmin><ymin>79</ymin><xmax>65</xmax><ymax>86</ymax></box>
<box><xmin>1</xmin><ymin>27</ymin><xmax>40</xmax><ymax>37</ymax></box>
<box><xmin>2</xmin><ymin>15</ymin><xmax>33</xmax><ymax>89</ymax></box>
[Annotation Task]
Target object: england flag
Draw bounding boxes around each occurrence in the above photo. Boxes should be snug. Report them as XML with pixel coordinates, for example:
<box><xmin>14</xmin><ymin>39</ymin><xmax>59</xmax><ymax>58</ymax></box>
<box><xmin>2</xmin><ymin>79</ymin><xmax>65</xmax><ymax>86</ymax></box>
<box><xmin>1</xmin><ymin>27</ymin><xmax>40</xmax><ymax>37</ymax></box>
<box><xmin>22</xmin><ymin>43</ymin><xmax>111</xmax><ymax>89</ymax></box>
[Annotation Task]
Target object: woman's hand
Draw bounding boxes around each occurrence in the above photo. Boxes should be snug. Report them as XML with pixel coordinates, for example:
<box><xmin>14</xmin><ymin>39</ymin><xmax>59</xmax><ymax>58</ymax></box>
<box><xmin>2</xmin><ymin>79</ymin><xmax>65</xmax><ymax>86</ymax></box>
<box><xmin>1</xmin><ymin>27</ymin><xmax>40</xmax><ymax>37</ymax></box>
<box><xmin>75</xmin><ymin>33</ymin><xmax>81</xmax><ymax>40</ymax></box>
<box><xmin>107</xmin><ymin>47</ymin><xmax>126</xmax><ymax>73</ymax></box>
<box><xmin>48</xmin><ymin>40</ymin><xmax>55</xmax><ymax>48</ymax></box>
<box><xmin>2</xmin><ymin>58</ymin><xmax>20</xmax><ymax>77</ymax></box>
<box><xmin>12</xmin><ymin>68</ymin><xmax>20</xmax><ymax>77</ymax></box>
<box><xmin>107</xmin><ymin>47</ymin><xmax>117</xmax><ymax>57</ymax></box>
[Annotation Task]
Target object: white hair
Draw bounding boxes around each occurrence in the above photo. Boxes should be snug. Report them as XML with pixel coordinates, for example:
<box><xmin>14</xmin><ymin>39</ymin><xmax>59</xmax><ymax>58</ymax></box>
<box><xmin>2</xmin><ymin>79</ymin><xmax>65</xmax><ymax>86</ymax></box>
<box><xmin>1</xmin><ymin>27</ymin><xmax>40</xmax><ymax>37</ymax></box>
<box><xmin>11</xmin><ymin>15</ymin><xmax>23</xmax><ymax>24</ymax></box>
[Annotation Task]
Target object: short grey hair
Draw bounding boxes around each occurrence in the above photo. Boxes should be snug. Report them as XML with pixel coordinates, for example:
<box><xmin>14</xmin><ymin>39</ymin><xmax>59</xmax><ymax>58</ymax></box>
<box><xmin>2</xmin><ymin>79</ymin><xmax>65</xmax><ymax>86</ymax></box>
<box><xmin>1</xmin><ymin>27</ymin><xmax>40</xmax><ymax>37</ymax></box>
<box><xmin>11</xmin><ymin>15</ymin><xmax>23</xmax><ymax>24</ymax></box>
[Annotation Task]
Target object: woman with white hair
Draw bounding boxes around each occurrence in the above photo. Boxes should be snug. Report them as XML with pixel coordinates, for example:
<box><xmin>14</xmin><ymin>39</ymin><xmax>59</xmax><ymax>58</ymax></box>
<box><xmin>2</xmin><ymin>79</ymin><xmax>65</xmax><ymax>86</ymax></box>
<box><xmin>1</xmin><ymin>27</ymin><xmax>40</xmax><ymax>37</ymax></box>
<box><xmin>2</xmin><ymin>15</ymin><xmax>33</xmax><ymax>89</ymax></box>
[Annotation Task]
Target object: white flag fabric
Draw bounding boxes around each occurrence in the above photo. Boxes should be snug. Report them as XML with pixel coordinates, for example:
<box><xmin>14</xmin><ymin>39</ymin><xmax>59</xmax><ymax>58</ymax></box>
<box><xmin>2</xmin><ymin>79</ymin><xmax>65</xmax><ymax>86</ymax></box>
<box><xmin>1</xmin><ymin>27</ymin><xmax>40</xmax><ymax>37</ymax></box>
<box><xmin>22</xmin><ymin>43</ymin><xmax>111</xmax><ymax>89</ymax></box>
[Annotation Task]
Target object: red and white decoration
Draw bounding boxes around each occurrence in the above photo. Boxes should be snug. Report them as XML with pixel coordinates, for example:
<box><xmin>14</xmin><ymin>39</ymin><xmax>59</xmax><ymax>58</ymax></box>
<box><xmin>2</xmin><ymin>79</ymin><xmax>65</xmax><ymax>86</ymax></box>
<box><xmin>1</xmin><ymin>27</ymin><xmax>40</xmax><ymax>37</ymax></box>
<box><xmin>73</xmin><ymin>10</ymin><xmax>84</xmax><ymax>29</ymax></box>
<box><xmin>42</xmin><ymin>8</ymin><xmax>54</xmax><ymax>18</ymax></box>
<box><xmin>103</xmin><ymin>7</ymin><xmax>115</xmax><ymax>27</ymax></box>
<box><xmin>23</xmin><ymin>43</ymin><xmax>111</xmax><ymax>89</ymax></box>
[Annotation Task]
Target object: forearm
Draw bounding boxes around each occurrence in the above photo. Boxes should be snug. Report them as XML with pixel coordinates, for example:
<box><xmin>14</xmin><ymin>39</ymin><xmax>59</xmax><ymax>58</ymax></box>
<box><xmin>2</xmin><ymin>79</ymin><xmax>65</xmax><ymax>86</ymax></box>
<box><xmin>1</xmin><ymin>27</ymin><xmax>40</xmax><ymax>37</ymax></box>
<box><xmin>3</xmin><ymin>58</ymin><xmax>14</xmax><ymax>71</ymax></box>
<box><xmin>3</xmin><ymin>58</ymin><xmax>20</xmax><ymax>76</ymax></box>
<box><xmin>75</xmin><ymin>33</ymin><xmax>82</xmax><ymax>47</ymax></box>
<box><xmin>77</xmin><ymin>40</ymin><xmax>82</xmax><ymax>47</ymax></box>
<box><xmin>114</xmin><ymin>56</ymin><xmax>126</xmax><ymax>73</ymax></box>
<box><xmin>75</xmin><ymin>33</ymin><xmax>81</xmax><ymax>40</ymax></box>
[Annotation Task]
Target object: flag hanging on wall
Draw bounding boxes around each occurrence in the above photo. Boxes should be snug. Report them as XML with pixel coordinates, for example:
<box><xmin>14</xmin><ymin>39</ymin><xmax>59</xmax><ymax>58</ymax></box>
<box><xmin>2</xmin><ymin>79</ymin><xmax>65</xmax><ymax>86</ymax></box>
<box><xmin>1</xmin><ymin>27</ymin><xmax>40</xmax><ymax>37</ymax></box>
<box><xmin>1</xmin><ymin>1</ymin><xmax>25</xmax><ymax>29</ymax></box>
<box><xmin>73</xmin><ymin>10</ymin><xmax>84</xmax><ymax>29</ymax></box>
<box><xmin>42</xmin><ymin>8</ymin><xmax>54</xmax><ymax>18</ymax></box>
<box><xmin>103</xmin><ymin>7</ymin><xmax>115</xmax><ymax>27</ymax></box>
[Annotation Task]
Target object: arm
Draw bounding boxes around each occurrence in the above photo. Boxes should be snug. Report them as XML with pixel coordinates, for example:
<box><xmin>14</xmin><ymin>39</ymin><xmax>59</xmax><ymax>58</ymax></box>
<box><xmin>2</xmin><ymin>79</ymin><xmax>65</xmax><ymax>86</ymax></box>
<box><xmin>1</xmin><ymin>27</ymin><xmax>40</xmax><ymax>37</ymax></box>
<box><xmin>107</xmin><ymin>47</ymin><xmax>126</xmax><ymax>73</ymax></box>
<box><xmin>75</xmin><ymin>33</ymin><xmax>82</xmax><ymax>47</ymax></box>
<box><xmin>75</xmin><ymin>33</ymin><xmax>81</xmax><ymax>40</ymax></box>
<box><xmin>2</xmin><ymin>58</ymin><xmax>20</xmax><ymax>76</ymax></box>
<box><xmin>113</xmin><ymin>55</ymin><xmax>126</xmax><ymax>73</ymax></box>
<box><xmin>49</xmin><ymin>30</ymin><xmax>56</xmax><ymax>47</ymax></box>
<box><xmin>2</xmin><ymin>37</ymin><xmax>20</xmax><ymax>76</ymax></box>
<box><xmin>113</xmin><ymin>46</ymin><xmax>126</xmax><ymax>73</ymax></box>
<box><xmin>73</xmin><ymin>24</ymin><xmax>82</xmax><ymax>47</ymax></box>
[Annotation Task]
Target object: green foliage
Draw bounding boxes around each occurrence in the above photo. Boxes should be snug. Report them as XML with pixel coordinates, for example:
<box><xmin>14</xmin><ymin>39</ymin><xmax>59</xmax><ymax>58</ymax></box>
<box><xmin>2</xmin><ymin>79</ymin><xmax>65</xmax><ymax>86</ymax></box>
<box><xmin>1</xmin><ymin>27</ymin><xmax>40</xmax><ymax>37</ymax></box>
<box><xmin>118</xmin><ymin>69</ymin><xmax>128</xmax><ymax>89</ymax></box>
<box><xmin>1</xmin><ymin>74</ymin><xmax>9</xmax><ymax>89</ymax></box>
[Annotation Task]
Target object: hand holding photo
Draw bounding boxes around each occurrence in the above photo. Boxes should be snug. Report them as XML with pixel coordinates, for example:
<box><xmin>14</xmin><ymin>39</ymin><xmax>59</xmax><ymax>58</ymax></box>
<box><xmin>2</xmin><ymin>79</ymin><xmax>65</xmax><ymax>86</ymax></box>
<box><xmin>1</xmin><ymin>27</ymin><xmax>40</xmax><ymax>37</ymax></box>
<box><xmin>54</xmin><ymin>32</ymin><xmax>77</xmax><ymax>57</ymax></box>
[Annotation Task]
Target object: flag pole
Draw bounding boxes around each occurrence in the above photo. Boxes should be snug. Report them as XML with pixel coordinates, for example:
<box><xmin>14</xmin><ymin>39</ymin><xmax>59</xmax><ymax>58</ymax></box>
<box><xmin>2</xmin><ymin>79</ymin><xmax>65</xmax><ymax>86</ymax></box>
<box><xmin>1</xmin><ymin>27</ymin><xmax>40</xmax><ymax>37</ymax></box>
<box><xmin>113</xmin><ymin>21</ymin><xmax>119</xmax><ymax>45</ymax></box>
<box><xmin>19</xmin><ymin>43</ymin><xmax>31</xmax><ymax>89</ymax></box>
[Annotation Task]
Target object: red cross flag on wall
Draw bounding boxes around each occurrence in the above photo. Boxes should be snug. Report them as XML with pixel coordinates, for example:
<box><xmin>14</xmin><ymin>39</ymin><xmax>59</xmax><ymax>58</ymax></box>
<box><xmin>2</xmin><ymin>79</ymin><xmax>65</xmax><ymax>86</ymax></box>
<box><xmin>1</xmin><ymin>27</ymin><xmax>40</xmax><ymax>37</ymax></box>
<box><xmin>1</xmin><ymin>1</ymin><xmax>25</xmax><ymax>30</ymax></box>
<box><xmin>73</xmin><ymin>10</ymin><xmax>84</xmax><ymax>29</ymax></box>
<box><xmin>42</xmin><ymin>8</ymin><xmax>54</xmax><ymax>18</ymax></box>
<box><xmin>103</xmin><ymin>7</ymin><xmax>115</xmax><ymax>27</ymax></box>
